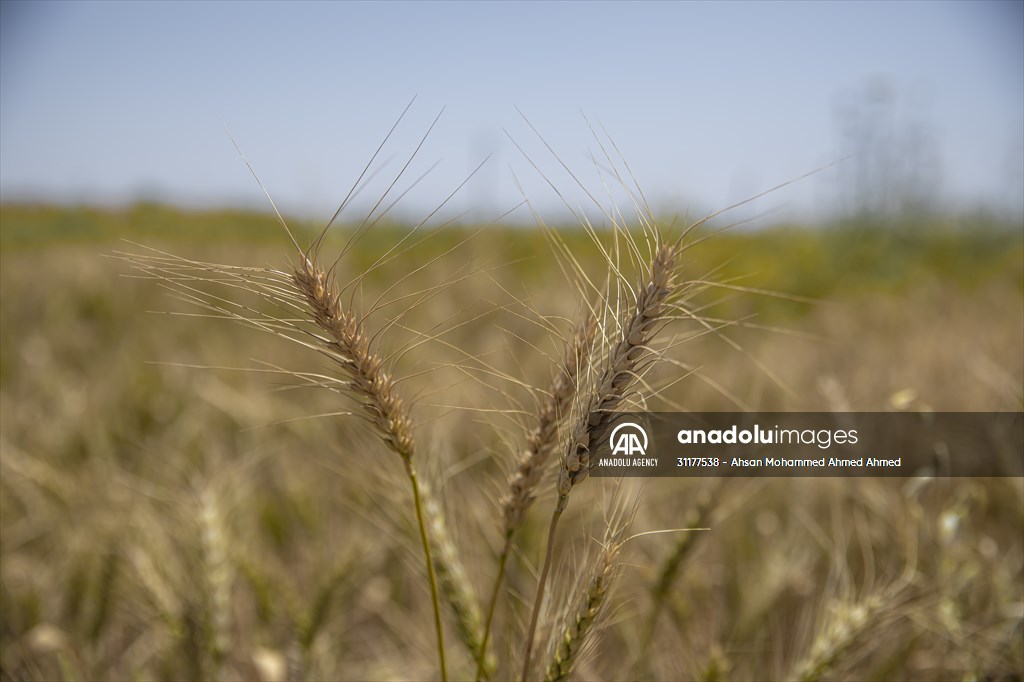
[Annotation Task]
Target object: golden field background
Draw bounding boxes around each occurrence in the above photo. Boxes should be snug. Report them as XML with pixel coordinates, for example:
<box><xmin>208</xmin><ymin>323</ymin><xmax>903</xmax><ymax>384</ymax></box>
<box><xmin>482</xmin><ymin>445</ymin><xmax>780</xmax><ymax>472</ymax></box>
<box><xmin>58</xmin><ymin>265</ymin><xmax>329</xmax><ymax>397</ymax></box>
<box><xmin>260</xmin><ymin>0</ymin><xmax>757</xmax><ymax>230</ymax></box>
<box><xmin>1</xmin><ymin>202</ymin><xmax>1022</xmax><ymax>681</ymax></box>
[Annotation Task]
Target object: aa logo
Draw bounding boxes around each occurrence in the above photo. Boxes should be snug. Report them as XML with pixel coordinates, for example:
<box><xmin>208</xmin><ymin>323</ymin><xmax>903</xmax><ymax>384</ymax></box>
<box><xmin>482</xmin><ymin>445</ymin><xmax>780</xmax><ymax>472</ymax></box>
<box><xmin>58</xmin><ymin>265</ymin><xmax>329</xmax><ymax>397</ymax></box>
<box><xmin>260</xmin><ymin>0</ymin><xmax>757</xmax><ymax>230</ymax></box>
<box><xmin>609</xmin><ymin>422</ymin><xmax>648</xmax><ymax>457</ymax></box>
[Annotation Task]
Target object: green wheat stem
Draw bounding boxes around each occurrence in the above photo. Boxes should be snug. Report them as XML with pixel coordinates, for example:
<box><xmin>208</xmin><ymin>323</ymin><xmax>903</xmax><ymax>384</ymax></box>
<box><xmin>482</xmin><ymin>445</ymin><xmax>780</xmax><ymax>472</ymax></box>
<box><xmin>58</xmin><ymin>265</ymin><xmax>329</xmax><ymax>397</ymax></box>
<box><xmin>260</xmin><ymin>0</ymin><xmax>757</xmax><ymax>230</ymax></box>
<box><xmin>475</xmin><ymin>533</ymin><xmax>510</xmax><ymax>681</ymax></box>
<box><xmin>409</xmin><ymin>465</ymin><xmax>448</xmax><ymax>682</ymax></box>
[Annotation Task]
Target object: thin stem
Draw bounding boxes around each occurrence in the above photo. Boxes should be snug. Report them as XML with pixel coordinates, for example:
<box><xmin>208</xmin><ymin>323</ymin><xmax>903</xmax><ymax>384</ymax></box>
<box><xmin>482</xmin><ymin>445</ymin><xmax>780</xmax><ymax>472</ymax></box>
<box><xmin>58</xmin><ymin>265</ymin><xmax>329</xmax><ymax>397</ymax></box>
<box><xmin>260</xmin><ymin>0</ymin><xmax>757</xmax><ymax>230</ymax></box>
<box><xmin>475</xmin><ymin>534</ymin><xmax>512</xmax><ymax>681</ymax></box>
<box><xmin>521</xmin><ymin>506</ymin><xmax>563</xmax><ymax>682</ymax></box>
<box><xmin>409</xmin><ymin>465</ymin><xmax>448</xmax><ymax>682</ymax></box>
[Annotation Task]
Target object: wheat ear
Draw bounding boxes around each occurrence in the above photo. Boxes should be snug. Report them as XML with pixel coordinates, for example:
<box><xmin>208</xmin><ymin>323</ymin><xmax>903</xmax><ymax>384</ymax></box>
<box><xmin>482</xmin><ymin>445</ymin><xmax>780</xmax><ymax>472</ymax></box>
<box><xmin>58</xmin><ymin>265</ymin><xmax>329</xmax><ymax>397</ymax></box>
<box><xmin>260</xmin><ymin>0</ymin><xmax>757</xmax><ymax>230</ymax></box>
<box><xmin>544</xmin><ymin>502</ymin><xmax>631</xmax><ymax>682</ymax></box>
<box><xmin>647</xmin><ymin>489</ymin><xmax>714</xmax><ymax>632</ymax></box>
<box><xmin>790</xmin><ymin>595</ymin><xmax>886</xmax><ymax>682</ymax></box>
<box><xmin>543</xmin><ymin>545</ymin><xmax>620</xmax><ymax>682</ymax></box>
<box><xmin>198</xmin><ymin>486</ymin><xmax>232</xmax><ymax>681</ymax></box>
<box><xmin>291</xmin><ymin>255</ymin><xmax>447</xmax><ymax>681</ymax></box>
<box><xmin>521</xmin><ymin>239</ymin><xmax>680</xmax><ymax>681</ymax></box>
<box><xmin>556</xmin><ymin>240</ymin><xmax>678</xmax><ymax>505</ymax></box>
<box><xmin>631</xmin><ymin>488</ymin><xmax>714</xmax><ymax>679</ymax></box>
<box><xmin>476</xmin><ymin>315</ymin><xmax>596</xmax><ymax>681</ymax></box>
<box><xmin>420</xmin><ymin>479</ymin><xmax>493</xmax><ymax>677</ymax></box>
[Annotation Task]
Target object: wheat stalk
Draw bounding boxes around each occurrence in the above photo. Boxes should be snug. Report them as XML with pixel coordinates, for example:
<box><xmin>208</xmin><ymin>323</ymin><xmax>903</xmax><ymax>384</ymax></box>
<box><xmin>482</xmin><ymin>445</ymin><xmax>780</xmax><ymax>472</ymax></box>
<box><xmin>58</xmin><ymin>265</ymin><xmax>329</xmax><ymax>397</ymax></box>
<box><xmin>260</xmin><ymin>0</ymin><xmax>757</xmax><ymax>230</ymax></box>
<box><xmin>521</xmin><ymin>238</ymin><xmax>680</xmax><ymax>680</ymax></box>
<box><xmin>475</xmin><ymin>315</ymin><xmax>596</xmax><ymax>680</ymax></box>
<box><xmin>289</xmin><ymin>253</ymin><xmax>448</xmax><ymax>680</ymax></box>
<box><xmin>120</xmin><ymin>182</ymin><xmax>452</xmax><ymax>679</ymax></box>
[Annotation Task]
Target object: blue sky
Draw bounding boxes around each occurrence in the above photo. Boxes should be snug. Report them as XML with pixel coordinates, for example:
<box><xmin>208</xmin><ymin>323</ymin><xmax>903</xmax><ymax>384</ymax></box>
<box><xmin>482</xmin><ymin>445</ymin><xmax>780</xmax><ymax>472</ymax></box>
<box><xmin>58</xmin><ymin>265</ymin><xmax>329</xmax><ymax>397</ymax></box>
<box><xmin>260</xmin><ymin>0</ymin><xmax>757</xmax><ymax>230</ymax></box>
<box><xmin>1</xmin><ymin>1</ymin><xmax>1021</xmax><ymax>224</ymax></box>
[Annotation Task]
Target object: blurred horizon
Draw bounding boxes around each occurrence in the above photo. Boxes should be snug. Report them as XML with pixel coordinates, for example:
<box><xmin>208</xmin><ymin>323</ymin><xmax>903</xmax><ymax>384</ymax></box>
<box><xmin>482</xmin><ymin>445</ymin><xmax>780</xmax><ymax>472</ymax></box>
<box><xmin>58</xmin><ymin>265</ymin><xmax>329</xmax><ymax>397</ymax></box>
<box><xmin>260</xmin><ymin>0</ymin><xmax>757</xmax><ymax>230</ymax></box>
<box><xmin>2</xmin><ymin>0</ymin><xmax>1022</xmax><ymax>226</ymax></box>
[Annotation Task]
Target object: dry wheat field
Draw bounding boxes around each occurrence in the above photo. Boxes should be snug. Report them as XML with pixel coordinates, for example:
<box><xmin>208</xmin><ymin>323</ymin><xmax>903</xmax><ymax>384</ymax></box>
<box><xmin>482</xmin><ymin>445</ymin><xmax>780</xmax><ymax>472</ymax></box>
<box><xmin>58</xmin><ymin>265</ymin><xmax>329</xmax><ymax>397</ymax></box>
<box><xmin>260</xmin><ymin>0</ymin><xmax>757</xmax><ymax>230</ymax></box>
<box><xmin>1</xmin><ymin>127</ymin><xmax>1023</xmax><ymax>682</ymax></box>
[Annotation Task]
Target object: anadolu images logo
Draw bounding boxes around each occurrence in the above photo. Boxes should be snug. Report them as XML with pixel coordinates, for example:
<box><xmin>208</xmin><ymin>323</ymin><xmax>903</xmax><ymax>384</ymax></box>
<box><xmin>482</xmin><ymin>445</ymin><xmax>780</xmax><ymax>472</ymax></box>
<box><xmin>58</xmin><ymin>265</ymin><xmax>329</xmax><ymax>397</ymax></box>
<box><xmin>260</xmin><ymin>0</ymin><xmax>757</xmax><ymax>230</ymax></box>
<box><xmin>609</xmin><ymin>422</ymin><xmax>648</xmax><ymax>457</ymax></box>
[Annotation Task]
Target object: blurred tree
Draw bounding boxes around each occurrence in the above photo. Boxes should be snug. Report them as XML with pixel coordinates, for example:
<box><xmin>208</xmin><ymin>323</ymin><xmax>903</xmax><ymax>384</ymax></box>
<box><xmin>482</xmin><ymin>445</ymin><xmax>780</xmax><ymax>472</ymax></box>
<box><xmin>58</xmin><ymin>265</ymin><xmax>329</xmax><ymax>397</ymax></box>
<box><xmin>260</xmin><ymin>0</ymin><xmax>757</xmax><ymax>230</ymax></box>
<box><xmin>833</xmin><ymin>75</ymin><xmax>943</xmax><ymax>225</ymax></box>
